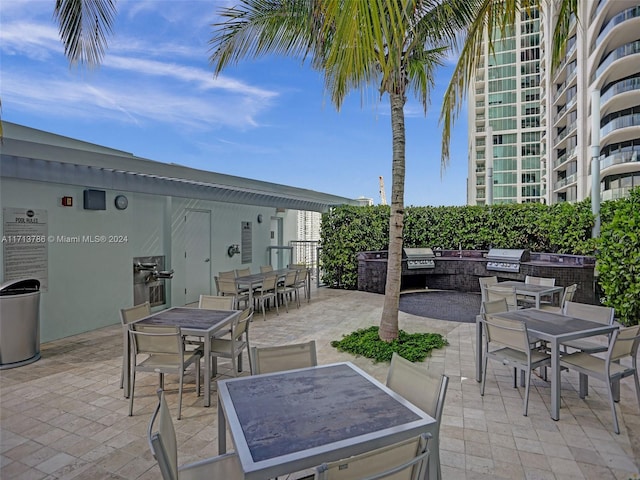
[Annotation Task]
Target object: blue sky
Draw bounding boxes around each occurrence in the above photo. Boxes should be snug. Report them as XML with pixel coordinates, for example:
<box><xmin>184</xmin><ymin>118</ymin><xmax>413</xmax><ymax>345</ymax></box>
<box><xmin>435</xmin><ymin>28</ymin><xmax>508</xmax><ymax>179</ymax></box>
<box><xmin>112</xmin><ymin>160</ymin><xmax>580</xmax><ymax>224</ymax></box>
<box><xmin>1</xmin><ymin>0</ymin><xmax>469</xmax><ymax>206</ymax></box>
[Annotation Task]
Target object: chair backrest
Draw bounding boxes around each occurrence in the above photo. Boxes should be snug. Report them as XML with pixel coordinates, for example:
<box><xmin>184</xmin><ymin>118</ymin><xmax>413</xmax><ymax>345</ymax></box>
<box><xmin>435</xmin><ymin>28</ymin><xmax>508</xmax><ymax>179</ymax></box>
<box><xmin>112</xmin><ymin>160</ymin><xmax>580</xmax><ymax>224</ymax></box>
<box><xmin>198</xmin><ymin>295</ymin><xmax>234</xmax><ymax>310</ymax></box>
<box><xmin>478</xmin><ymin>276</ymin><xmax>498</xmax><ymax>303</ymax></box>
<box><xmin>482</xmin><ymin>298</ymin><xmax>508</xmax><ymax>315</ymax></box>
<box><xmin>251</xmin><ymin>340</ymin><xmax>318</xmax><ymax>374</ymax></box>
<box><xmin>260</xmin><ymin>274</ymin><xmax>278</xmax><ymax>291</ymax></box>
<box><xmin>386</xmin><ymin>353</ymin><xmax>448</xmax><ymax>427</ymax></box>
<box><xmin>561</xmin><ymin>284</ymin><xmax>578</xmax><ymax>305</ymax></box>
<box><xmin>260</xmin><ymin>265</ymin><xmax>274</xmax><ymax>273</ymax></box>
<box><xmin>608</xmin><ymin>325</ymin><xmax>640</xmax><ymax>363</ymax></box>
<box><xmin>235</xmin><ymin>268</ymin><xmax>251</xmax><ymax>278</ymax></box>
<box><xmin>120</xmin><ymin>302</ymin><xmax>151</xmax><ymax>326</ymax></box>
<box><xmin>148</xmin><ymin>390</ymin><xmax>179</xmax><ymax>480</ymax></box>
<box><xmin>218</xmin><ymin>270</ymin><xmax>236</xmax><ymax>280</ymax></box>
<box><xmin>563</xmin><ymin>301</ymin><xmax>615</xmax><ymax>325</ymax></box>
<box><xmin>314</xmin><ymin>432</ymin><xmax>430</xmax><ymax>480</ymax></box>
<box><xmin>217</xmin><ymin>277</ymin><xmax>240</xmax><ymax>296</ymax></box>
<box><xmin>525</xmin><ymin>275</ymin><xmax>555</xmax><ymax>286</ymax></box>
<box><xmin>233</xmin><ymin>308</ymin><xmax>253</xmax><ymax>341</ymax></box>
<box><xmin>483</xmin><ymin>314</ymin><xmax>530</xmax><ymax>354</ymax></box>
<box><xmin>283</xmin><ymin>270</ymin><xmax>298</xmax><ymax>287</ymax></box>
<box><xmin>130</xmin><ymin>324</ymin><xmax>182</xmax><ymax>356</ymax></box>
<box><xmin>486</xmin><ymin>285</ymin><xmax>518</xmax><ymax>310</ymax></box>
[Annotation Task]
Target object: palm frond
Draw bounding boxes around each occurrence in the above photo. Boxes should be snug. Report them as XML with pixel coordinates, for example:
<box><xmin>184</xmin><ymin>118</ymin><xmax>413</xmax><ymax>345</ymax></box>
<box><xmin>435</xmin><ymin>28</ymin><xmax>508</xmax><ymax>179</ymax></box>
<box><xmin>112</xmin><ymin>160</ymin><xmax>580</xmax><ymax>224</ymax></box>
<box><xmin>54</xmin><ymin>0</ymin><xmax>116</xmax><ymax>67</ymax></box>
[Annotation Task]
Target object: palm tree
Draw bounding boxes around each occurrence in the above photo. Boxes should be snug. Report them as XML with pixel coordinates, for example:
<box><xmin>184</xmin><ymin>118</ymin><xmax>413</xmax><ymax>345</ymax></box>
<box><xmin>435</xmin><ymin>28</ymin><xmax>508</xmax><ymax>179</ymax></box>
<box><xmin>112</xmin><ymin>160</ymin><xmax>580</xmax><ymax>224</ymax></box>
<box><xmin>209</xmin><ymin>0</ymin><xmax>479</xmax><ymax>341</ymax></box>
<box><xmin>440</xmin><ymin>0</ymin><xmax>579</xmax><ymax>166</ymax></box>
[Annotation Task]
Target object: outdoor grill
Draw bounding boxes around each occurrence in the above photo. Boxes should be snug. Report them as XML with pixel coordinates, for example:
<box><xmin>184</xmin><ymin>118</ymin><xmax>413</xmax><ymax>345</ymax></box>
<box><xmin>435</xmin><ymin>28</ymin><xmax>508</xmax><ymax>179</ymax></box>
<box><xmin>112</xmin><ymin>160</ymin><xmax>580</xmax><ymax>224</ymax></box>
<box><xmin>485</xmin><ymin>248</ymin><xmax>530</xmax><ymax>273</ymax></box>
<box><xmin>403</xmin><ymin>247</ymin><xmax>436</xmax><ymax>269</ymax></box>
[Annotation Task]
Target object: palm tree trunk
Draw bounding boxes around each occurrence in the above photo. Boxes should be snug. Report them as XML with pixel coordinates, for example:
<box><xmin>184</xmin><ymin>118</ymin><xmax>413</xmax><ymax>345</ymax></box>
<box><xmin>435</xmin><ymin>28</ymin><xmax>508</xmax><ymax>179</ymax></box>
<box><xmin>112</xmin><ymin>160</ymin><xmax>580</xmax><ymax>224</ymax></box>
<box><xmin>379</xmin><ymin>91</ymin><xmax>406</xmax><ymax>341</ymax></box>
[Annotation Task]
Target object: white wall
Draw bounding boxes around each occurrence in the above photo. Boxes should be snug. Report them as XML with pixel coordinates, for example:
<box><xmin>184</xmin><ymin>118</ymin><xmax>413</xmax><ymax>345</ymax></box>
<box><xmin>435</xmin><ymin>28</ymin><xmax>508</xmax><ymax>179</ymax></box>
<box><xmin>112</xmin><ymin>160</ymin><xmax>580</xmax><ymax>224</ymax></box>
<box><xmin>1</xmin><ymin>177</ymin><xmax>297</xmax><ymax>342</ymax></box>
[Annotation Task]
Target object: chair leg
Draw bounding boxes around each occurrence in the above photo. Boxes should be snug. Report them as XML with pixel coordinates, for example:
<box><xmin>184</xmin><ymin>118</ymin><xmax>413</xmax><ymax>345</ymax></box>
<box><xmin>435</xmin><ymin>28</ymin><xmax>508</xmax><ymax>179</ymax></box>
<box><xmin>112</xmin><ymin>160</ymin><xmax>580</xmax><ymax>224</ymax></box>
<box><xmin>606</xmin><ymin>379</ymin><xmax>619</xmax><ymax>434</ymax></box>
<box><xmin>128</xmin><ymin>368</ymin><xmax>136</xmax><ymax>416</ymax></box>
<box><xmin>196</xmin><ymin>358</ymin><xmax>201</xmax><ymax>397</ymax></box>
<box><xmin>480</xmin><ymin>355</ymin><xmax>488</xmax><ymax>396</ymax></box>
<box><xmin>523</xmin><ymin>369</ymin><xmax>531</xmax><ymax>416</ymax></box>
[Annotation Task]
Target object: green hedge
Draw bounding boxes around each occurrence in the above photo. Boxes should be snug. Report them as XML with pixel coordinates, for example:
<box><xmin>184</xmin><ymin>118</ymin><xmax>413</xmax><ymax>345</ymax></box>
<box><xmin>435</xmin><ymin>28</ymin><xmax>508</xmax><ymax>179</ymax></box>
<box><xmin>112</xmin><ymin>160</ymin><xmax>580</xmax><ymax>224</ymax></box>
<box><xmin>320</xmin><ymin>192</ymin><xmax>640</xmax><ymax>326</ymax></box>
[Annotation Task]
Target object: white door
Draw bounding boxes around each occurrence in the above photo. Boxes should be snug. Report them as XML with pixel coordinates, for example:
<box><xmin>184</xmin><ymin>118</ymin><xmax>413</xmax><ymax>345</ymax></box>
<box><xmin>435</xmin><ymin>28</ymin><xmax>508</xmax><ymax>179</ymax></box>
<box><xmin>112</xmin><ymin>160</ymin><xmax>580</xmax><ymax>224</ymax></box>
<box><xmin>270</xmin><ymin>217</ymin><xmax>283</xmax><ymax>269</ymax></box>
<box><xmin>185</xmin><ymin>209</ymin><xmax>211</xmax><ymax>304</ymax></box>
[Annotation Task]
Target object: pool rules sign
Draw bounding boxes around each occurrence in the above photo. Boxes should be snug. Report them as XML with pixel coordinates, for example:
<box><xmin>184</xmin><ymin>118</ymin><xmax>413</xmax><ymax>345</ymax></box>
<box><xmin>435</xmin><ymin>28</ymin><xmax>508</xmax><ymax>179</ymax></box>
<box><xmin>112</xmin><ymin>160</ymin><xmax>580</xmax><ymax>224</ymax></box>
<box><xmin>2</xmin><ymin>208</ymin><xmax>48</xmax><ymax>290</ymax></box>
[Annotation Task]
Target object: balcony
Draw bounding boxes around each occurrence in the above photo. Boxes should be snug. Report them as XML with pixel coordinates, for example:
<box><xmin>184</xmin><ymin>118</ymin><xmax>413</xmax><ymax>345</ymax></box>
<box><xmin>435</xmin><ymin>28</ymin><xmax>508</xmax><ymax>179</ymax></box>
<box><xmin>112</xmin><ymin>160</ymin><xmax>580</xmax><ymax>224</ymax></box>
<box><xmin>595</xmin><ymin>6</ymin><xmax>640</xmax><ymax>48</ymax></box>
<box><xmin>600</xmin><ymin>149</ymin><xmax>640</xmax><ymax>170</ymax></box>
<box><xmin>601</xmin><ymin>112</ymin><xmax>640</xmax><ymax>137</ymax></box>
<box><xmin>602</xmin><ymin>185</ymin><xmax>634</xmax><ymax>201</ymax></box>
<box><xmin>554</xmin><ymin>172</ymin><xmax>578</xmax><ymax>190</ymax></box>
<box><xmin>595</xmin><ymin>40</ymin><xmax>640</xmax><ymax>80</ymax></box>
<box><xmin>601</xmin><ymin>76</ymin><xmax>640</xmax><ymax>105</ymax></box>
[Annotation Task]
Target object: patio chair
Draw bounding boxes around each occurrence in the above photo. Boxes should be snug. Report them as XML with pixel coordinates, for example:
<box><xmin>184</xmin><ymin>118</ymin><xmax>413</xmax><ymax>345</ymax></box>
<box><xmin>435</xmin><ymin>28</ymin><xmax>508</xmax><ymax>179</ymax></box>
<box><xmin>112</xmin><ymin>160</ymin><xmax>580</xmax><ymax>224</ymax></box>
<box><xmin>275</xmin><ymin>270</ymin><xmax>300</xmax><ymax>312</ymax></box>
<box><xmin>119</xmin><ymin>302</ymin><xmax>151</xmax><ymax>395</ymax></box>
<box><xmin>560</xmin><ymin>325</ymin><xmax>640</xmax><ymax>434</ymax></box>
<box><xmin>386</xmin><ymin>353</ymin><xmax>448</xmax><ymax>480</ymax></box>
<box><xmin>210</xmin><ymin>308</ymin><xmax>253</xmax><ymax>377</ymax></box>
<box><xmin>485</xmin><ymin>285</ymin><xmax>519</xmax><ymax>311</ymax></box>
<box><xmin>251</xmin><ymin>340</ymin><xmax>317</xmax><ymax>374</ymax></box>
<box><xmin>313</xmin><ymin>432</ymin><xmax>431</xmax><ymax>480</ymax></box>
<box><xmin>216</xmin><ymin>276</ymin><xmax>250</xmax><ymax>310</ymax></box>
<box><xmin>129</xmin><ymin>324</ymin><xmax>201</xmax><ymax>420</ymax></box>
<box><xmin>148</xmin><ymin>389</ymin><xmax>242</xmax><ymax>480</ymax></box>
<box><xmin>254</xmin><ymin>274</ymin><xmax>279</xmax><ymax>320</ymax></box>
<box><xmin>560</xmin><ymin>301</ymin><xmax>615</xmax><ymax>354</ymax></box>
<box><xmin>481</xmin><ymin>298</ymin><xmax>508</xmax><ymax>315</ymax></box>
<box><xmin>235</xmin><ymin>267</ymin><xmax>251</xmax><ymax>278</ymax></box>
<box><xmin>198</xmin><ymin>295</ymin><xmax>234</xmax><ymax>310</ymax></box>
<box><xmin>519</xmin><ymin>276</ymin><xmax>557</xmax><ymax>306</ymax></box>
<box><xmin>259</xmin><ymin>265</ymin><xmax>274</xmax><ymax>273</ymax></box>
<box><xmin>478</xmin><ymin>276</ymin><xmax>498</xmax><ymax>305</ymax></box>
<box><xmin>290</xmin><ymin>264</ymin><xmax>310</xmax><ymax>302</ymax></box>
<box><xmin>481</xmin><ymin>313</ymin><xmax>551</xmax><ymax>416</ymax></box>
<box><xmin>540</xmin><ymin>283</ymin><xmax>577</xmax><ymax>313</ymax></box>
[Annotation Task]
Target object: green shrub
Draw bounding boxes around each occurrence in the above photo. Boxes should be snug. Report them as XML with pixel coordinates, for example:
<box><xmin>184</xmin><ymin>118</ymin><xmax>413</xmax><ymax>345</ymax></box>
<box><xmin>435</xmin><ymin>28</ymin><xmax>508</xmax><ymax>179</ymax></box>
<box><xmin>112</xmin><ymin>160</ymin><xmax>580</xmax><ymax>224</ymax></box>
<box><xmin>330</xmin><ymin>326</ymin><xmax>448</xmax><ymax>363</ymax></box>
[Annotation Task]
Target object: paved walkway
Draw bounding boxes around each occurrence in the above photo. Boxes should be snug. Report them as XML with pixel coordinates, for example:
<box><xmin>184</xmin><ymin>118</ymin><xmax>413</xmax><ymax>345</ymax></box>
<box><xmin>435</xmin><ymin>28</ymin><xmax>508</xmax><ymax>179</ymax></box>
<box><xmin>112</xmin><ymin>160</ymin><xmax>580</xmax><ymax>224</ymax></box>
<box><xmin>1</xmin><ymin>287</ymin><xmax>638</xmax><ymax>479</ymax></box>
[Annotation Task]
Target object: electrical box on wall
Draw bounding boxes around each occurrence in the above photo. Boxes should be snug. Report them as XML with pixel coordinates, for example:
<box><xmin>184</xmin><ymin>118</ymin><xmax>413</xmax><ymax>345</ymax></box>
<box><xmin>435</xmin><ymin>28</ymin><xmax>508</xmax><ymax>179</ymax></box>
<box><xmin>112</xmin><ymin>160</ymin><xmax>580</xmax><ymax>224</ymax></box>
<box><xmin>83</xmin><ymin>189</ymin><xmax>106</xmax><ymax>210</ymax></box>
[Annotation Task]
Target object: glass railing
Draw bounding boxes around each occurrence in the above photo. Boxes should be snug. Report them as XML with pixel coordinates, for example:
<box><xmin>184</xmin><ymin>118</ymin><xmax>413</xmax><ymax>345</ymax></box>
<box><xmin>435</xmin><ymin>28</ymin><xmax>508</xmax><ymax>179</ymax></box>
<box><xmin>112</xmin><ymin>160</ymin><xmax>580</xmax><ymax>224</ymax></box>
<box><xmin>601</xmin><ymin>76</ymin><xmax>640</xmax><ymax>104</ymax></box>
<box><xmin>602</xmin><ymin>186</ymin><xmax>633</xmax><ymax>201</ymax></box>
<box><xmin>600</xmin><ymin>112</ymin><xmax>640</xmax><ymax>137</ymax></box>
<box><xmin>596</xmin><ymin>6</ymin><xmax>640</xmax><ymax>47</ymax></box>
<box><xmin>600</xmin><ymin>149</ymin><xmax>640</xmax><ymax>170</ymax></box>
<box><xmin>593</xmin><ymin>0</ymin><xmax>605</xmax><ymax>21</ymax></box>
<box><xmin>595</xmin><ymin>40</ymin><xmax>640</xmax><ymax>79</ymax></box>
<box><xmin>554</xmin><ymin>172</ymin><xmax>577</xmax><ymax>190</ymax></box>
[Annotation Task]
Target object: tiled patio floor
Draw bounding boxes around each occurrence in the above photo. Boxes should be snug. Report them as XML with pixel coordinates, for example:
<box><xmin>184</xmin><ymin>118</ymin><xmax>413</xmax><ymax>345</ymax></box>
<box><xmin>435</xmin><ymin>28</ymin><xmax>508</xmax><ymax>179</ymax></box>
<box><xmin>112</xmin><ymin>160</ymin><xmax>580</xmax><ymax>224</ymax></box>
<box><xmin>1</xmin><ymin>287</ymin><xmax>639</xmax><ymax>479</ymax></box>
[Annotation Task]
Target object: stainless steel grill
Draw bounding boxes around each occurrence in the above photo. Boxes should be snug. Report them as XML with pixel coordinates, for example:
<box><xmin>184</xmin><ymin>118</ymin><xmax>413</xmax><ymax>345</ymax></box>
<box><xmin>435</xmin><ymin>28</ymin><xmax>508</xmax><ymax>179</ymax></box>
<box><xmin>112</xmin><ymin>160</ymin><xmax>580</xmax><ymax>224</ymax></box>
<box><xmin>403</xmin><ymin>248</ymin><xmax>436</xmax><ymax>269</ymax></box>
<box><xmin>486</xmin><ymin>248</ymin><xmax>530</xmax><ymax>273</ymax></box>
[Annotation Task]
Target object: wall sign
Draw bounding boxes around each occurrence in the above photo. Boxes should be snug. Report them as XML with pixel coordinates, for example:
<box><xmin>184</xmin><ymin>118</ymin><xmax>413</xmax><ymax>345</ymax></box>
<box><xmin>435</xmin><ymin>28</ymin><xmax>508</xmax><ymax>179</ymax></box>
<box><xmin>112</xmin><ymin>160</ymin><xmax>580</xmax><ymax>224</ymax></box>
<box><xmin>2</xmin><ymin>208</ymin><xmax>49</xmax><ymax>290</ymax></box>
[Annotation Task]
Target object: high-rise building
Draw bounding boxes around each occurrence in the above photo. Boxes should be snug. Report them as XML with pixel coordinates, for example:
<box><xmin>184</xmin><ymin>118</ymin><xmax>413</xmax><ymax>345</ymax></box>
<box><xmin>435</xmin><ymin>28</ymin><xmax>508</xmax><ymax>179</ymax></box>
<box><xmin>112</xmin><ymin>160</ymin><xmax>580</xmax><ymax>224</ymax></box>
<box><xmin>468</xmin><ymin>0</ymin><xmax>640</xmax><ymax>205</ymax></box>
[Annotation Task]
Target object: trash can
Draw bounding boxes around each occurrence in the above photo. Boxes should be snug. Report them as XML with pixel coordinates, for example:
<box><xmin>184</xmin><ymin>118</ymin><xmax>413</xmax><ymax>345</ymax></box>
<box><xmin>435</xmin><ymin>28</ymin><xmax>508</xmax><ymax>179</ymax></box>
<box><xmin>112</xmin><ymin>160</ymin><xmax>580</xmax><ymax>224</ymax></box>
<box><xmin>0</xmin><ymin>278</ymin><xmax>41</xmax><ymax>369</ymax></box>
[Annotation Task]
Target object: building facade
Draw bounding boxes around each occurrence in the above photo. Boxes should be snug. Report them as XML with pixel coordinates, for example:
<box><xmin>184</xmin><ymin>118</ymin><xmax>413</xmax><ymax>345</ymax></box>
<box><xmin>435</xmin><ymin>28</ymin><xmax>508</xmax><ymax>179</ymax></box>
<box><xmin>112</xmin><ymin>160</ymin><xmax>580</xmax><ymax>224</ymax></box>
<box><xmin>468</xmin><ymin>0</ymin><xmax>640</xmax><ymax>205</ymax></box>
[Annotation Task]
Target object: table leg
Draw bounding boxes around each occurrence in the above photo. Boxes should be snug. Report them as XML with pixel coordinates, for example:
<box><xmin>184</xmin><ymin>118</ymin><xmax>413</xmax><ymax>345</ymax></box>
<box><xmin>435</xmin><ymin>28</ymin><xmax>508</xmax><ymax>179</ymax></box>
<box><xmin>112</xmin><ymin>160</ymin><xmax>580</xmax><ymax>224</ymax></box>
<box><xmin>123</xmin><ymin>330</ymin><xmax>130</xmax><ymax>398</ymax></box>
<box><xmin>535</xmin><ymin>294</ymin><xmax>541</xmax><ymax>309</ymax></box>
<box><xmin>218</xmin><ymin>393</ymin><xmax>227</xmax><ymax>454</ymax></box>
<box><xmin>550</xmin><ymin>339</ymin><xmax>560</xmax><ymax>420</ymax></box>
<box><xmin>476</xmin><ymin>317</ymin><xmax>483</xmax><ymax>382</ymax></box>
<box><xmin>205</xmin><ymin>334</ymin><xmax>212</xmax><ymax>407</ymax></box>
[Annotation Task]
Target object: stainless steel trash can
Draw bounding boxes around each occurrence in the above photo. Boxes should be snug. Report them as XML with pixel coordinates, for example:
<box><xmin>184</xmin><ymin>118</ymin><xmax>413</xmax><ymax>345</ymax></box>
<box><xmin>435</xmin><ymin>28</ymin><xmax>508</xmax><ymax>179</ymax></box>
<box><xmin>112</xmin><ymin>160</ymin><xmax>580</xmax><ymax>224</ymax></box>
<box><xmin>0</xmin><ymin>278</ymin><xmax>41</xmax><ymax>369</ymax></box>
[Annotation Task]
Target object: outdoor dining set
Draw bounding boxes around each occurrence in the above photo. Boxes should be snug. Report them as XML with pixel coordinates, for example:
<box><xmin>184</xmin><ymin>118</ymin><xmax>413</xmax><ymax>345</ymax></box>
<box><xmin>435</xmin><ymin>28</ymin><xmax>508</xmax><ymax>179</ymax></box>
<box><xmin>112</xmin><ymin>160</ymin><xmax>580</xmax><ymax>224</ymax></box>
<box><xmin>112</xmin><ymin>268</ymin><xmax>640</xmax><ymax>480</ymax></box>
<box><xmin>476</xmin><ymin>275</ymin><xmax>640</xmax><ymax>435</ymax></box>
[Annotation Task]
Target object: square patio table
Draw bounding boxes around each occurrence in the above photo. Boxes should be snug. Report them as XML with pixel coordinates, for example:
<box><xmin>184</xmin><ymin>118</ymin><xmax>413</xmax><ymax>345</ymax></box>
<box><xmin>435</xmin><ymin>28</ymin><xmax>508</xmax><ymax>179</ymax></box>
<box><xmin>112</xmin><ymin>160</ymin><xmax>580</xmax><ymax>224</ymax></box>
<box><xmin>475</xmin><ymin>308</ymin><xmax>618</xmax><ymax>420</ymax></box>
<box><xmin>133</xmin><ymin>307</ymin><xmax>240</xmax><ymax>407</ymax></box>
<box><xmin>498</xmin><ymin>280</ymin><xmax>563</xmax><ymax>308</ymax></box>
<box><xmin>235</xmin><ymin>268</ymin><xmax>296</xmax><ymax>307</ymax></box>
<box><xmin>217</xmin><ymin>362</ymin><xmax>436</xmax><ymax>480</ymax></box>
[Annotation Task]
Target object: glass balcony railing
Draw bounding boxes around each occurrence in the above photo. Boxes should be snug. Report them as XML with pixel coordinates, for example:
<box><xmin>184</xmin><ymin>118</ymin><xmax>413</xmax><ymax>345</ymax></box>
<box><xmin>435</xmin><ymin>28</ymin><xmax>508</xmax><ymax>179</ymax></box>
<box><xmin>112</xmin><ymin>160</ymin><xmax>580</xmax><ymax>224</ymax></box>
<box><xmin>596</xmin><ymin>6</ymin><xmax>640</xmax><ymax>47</ymax></box>
<box><xmin>595</xmin><ymin>40</ymin><xmax>640</xmax><ymax>80</ymax></box>
<box><xmin>600</xmin><ymin>149</ymin><xmax>640</xmax><ymax>170</ymax></box>
<box><xmin>602</xmin><ymin>186</ymin><xmax>634</xmax><ymax>201</ymax></box>
<box><xmin>600</xmin><ymin>112</ymin><xmax>640</xmax><ymax>137</ymax></box>
<box><xmin>554</xmin><ymin>172</ymin><xmax>577</xmax><ymax>190</ymax></box>
<box><xmin>601</xmin><ymin>76</ymin><xmax>640</xmax><ymax>104</ymax></box>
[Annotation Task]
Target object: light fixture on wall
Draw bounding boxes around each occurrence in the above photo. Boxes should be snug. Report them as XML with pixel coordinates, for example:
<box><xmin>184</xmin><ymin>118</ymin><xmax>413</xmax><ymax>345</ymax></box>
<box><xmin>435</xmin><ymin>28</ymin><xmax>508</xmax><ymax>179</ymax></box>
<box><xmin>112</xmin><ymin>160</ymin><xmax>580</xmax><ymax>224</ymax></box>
<box><xmin>257</xmin><ymin>214</ymin><xmax>263</xmax><ymax>223</ymax></box>
<box><xmin>227</xmin><ymin>244</ymin><xmax>240</xmax><ymax>257</ymax></box>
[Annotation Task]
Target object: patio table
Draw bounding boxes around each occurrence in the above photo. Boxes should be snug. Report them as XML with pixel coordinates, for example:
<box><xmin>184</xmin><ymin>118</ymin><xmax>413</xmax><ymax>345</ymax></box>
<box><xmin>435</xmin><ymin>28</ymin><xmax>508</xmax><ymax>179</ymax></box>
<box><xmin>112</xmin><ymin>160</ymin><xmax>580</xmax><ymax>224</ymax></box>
<box><xmin>132</xmin><ymin>307</ymin><xmax>240</xmax><ymax>407</ymax></box>
<box><xmin>217</xmin><ymin>362</ymin><xmax>436</xmax><ymax>480</ymax></box>
<box><xmin>475</xmin><ymin>308</ymin><xmax>618</xmax><ymax>420</ymax></box>
<box><xmin>235</xmin><ymin>268</ymin><xmax>296</xmax><ymax>307</ymax></box>
<box><xmin>498</xmin><ymin>280</ymin><xmax>563</xmax><ymax>308</ymax></box>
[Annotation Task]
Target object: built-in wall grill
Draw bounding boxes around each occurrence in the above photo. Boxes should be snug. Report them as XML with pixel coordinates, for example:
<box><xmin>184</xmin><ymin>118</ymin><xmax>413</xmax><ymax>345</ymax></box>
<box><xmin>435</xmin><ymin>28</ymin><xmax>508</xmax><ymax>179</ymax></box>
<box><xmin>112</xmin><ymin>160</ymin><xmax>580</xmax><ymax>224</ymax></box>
<box><xmin>403</xmin><ymin>248</ymin><xmax>436</xmax><ymax>269</ymax></box>
<box><xmin>486</xmin><ymin>248</ymin><xmax>530</xmax><ymax>273</ymax></box>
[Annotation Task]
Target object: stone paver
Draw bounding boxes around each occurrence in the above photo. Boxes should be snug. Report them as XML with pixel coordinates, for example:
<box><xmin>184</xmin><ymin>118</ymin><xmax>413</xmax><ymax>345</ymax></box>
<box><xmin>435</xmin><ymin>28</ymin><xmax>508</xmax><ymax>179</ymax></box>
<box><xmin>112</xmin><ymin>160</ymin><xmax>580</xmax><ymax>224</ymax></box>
<box><xmin>0</xmin><ymin>287</ymin><xmax>638</xmax><ymax>479</ymax></box>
